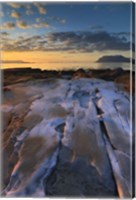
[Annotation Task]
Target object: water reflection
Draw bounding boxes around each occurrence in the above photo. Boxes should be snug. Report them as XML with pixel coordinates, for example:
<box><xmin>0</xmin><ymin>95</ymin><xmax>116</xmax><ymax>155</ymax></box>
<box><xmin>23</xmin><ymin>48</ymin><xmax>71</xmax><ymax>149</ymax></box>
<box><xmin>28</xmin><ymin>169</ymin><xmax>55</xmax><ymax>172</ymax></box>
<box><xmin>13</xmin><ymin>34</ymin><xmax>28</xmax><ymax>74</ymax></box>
<box><xmin>2</xmin><ymin>62</ymin><xmax>131</xmax><ymax>71</ymax></box>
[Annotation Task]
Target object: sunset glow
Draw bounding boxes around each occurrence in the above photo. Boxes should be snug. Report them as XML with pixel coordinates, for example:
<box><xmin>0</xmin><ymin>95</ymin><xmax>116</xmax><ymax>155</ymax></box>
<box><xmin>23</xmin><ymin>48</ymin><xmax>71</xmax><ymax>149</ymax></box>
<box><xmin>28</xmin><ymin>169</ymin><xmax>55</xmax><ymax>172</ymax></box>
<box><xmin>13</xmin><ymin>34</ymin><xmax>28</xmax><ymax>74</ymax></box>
<box><xmin>0</xmin><ymin>2</ymin><xmax>133</xmax><ymax>70</ymax></box>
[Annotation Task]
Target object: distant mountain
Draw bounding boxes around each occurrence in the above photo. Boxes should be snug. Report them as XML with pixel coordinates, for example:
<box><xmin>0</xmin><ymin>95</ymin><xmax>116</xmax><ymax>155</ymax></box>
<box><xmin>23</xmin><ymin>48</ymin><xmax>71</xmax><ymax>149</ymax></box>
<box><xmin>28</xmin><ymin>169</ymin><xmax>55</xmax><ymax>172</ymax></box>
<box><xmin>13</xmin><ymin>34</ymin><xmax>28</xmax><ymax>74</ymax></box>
<box><xmin>97</xmin><ymin>55</ymin><xmax>135</xmax><ymax>64</ymax></box>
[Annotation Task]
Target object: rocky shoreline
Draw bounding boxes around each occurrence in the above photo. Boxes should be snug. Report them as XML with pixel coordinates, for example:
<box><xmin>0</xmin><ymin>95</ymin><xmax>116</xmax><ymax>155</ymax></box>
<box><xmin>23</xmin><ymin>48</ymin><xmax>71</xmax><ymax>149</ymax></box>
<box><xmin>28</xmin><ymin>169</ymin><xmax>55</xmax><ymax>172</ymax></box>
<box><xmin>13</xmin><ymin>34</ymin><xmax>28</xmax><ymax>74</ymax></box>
<box><xmin>1</xmin><ymin>68</ymin><xmax>135</xmax><ymax>197</ymax></box>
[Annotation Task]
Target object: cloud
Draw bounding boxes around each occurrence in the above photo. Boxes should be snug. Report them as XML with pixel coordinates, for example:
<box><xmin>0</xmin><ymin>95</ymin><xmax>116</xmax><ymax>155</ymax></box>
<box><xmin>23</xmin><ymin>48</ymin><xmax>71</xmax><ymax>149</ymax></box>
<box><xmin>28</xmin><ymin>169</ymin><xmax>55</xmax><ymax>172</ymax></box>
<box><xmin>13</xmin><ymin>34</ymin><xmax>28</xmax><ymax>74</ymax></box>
<box><xmin>34</xmin><ymin>3</ymin><xmax>46</xmax><ymax>14</ymax></box>
<box><xmin>2</xmin><ymin>60</ymin><xmax>32</xmax><ymax>64</ymax></box>
<box><xmin>0</xmin><ymin>32</ymin><xmax>10</xmax><ymax>49</ymax></box>
<box><xmin>1</xmin><ymin>35</ymin><xmax>47</xmax><ymax>51</ymax></box>
<box><xmin>7</xmin><ymin>2</ymin><xmax>22</xmax><ymax>8</ymax></box>
<box><xmin>1</xmin><ymin>22</ymin><xmax>16</xmax><ymax>30</ymax></box>
<box><xmin>11</xmin><ymin>11</ymin><xmax>21</xmax><ymax>18</ymax></box>
<box><xmin>36</xmin><ymin>18</ymin><xmax>41</xmax><ymax>23</ymax></box>
<box><xmin>0</xmin><ymin>32</ymin><xmax>9</xmax><ymax>36</ymax></box>
<box><xmin>34</xmin><ymin>22</ymin><xmax>49</xmax><ymax>28</ymax></box>
<box><xmin>47</xmin><ymin>31</ymin><xmax>131</xmax><ymax>52</ymax></box>
<box><xmin>1</xmin><ymin>31</ymin><xmax>133</xmax><ymax>53</ymax></box>
<box><xmin>38</xmin><ymin>6</ymin><xmax>46</xmax><ymax>14</ymax></box>
<box><xmin>61</xmin><ymin>19</ymin><xmax>66</xmax><ymax>24</ymax></box>
<box><xmin>34</xmin><ymin>18</ymin><xmax>50</xmax><ymax>28</ymax></box>
<box><xmin>7</xmin><ymin>3</ymin><xmax>33</xmax><ymax>16</ymax></box>
<box><xmin>24</xmin><ymin>4</ymin><xmax>33</xmax><ymax>15</ymax></box>
<box><xmin>17</xmin><ymin>21</ymin><xmax>31</xmax><ymax>29</ymax></box>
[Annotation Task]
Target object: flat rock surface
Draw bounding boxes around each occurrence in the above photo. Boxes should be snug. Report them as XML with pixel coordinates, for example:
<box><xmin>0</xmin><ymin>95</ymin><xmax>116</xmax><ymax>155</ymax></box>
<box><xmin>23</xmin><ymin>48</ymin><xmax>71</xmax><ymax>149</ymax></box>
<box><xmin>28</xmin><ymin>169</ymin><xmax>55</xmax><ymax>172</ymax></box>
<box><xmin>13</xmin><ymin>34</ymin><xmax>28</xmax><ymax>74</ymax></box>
<box><xmin>1</xmin><ymin>78</ymin><xmax>133</xmax><ymax>198</ymax></box>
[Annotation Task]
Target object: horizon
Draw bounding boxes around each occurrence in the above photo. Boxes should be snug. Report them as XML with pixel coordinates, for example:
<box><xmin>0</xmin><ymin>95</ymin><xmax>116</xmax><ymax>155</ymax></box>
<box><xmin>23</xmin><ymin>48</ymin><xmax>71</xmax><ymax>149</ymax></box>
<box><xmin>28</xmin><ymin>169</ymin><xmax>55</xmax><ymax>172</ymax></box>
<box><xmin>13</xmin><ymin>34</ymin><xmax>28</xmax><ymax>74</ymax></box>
<box><xmin>0</xmin><ymin>2</ymin><xmax>134</xmax><ymax>70</ymax></box>
<box><xmin>2</xmin><ymin>61</ymin><xmax>131</xmax><ymax>71</ymax></box>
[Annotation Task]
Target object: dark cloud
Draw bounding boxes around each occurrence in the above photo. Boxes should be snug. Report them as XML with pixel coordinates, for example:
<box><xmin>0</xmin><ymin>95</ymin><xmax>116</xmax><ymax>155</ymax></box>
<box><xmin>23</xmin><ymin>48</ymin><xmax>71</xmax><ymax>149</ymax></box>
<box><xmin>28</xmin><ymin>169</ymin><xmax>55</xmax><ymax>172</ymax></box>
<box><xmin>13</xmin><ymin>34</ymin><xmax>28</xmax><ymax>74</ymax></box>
<box><xmin>1</xmin><ymin>31</ymin><xmax>133</xmax><ymax>52</ymax></box>
<box><xmin>47</xmin><ymin>31</ymin><xmax>131</xmax><ymax>52</ymax></box>
<box><xmin>1</xmin><ymin>35</ymin><xmax>48</xmax><ymax>51</ymax></box>
<box><xmin>0</xmin><ymin>32</ymin><xmax>10</xmax><ymax>48</ymax></box>
<box><xmin>0</xmin><ymin>31</ymin><xmax>9</xmax><ymax>36</ymax></box>
<box><xmin>1</xmin><ymin>22</ymin><xmax>16</xmax><ymax>30</ymax></box>
<box><xmin>0</xmin><ymin>32</ymin><xmax>9</xmax><ymax>46</ymax></box>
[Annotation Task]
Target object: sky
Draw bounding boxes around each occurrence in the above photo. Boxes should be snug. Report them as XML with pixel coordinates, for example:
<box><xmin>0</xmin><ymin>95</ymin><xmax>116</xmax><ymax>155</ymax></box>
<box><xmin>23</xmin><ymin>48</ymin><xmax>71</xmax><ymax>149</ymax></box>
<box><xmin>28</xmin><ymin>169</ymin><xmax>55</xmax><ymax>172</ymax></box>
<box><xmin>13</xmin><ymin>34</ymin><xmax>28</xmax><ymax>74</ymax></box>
<box><xmin>0</xmin><ymin>2</ymin><xmax>134</xmax><ymax>70</ymax></box>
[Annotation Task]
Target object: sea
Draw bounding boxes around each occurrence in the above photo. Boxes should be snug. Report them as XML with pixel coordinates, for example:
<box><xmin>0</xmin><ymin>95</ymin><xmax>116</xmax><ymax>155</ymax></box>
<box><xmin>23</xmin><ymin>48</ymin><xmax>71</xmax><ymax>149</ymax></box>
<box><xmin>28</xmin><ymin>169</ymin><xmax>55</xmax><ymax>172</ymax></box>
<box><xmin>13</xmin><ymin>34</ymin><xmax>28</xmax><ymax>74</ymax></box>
<box><xmin>2</xmin><ymin>62</ymin><xmax>133</xmax><ymax>71</ymax></box>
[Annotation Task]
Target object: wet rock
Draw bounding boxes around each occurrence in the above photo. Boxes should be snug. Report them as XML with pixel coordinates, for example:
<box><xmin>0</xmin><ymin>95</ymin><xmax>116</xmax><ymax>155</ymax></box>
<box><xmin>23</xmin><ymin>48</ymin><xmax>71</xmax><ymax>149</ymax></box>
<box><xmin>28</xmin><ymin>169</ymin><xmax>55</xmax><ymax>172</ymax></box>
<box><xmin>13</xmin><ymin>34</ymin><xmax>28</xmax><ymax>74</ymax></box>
<box><xmin>46</xmin><ymin>145</ymin><xmax>118</xmax><ymax>197</ymax></box>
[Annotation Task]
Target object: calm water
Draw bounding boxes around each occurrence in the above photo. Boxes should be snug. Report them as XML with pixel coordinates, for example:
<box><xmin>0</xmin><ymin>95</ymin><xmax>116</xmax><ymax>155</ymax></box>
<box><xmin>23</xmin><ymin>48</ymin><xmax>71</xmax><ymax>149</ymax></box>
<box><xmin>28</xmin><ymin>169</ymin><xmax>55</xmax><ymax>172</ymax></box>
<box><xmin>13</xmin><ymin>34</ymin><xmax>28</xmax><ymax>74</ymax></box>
<box><xmin>2</xmin><ymin>62</ymin><xmax>132</xmax><ymax>71</ymax></box>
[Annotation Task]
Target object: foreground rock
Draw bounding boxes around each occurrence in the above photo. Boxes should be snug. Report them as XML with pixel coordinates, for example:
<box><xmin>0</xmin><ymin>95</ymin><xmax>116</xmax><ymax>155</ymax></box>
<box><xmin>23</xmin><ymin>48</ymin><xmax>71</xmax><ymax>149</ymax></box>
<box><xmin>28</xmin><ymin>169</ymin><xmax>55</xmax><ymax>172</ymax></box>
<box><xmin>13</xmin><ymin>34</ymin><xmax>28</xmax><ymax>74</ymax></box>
<box><xmin>1</xmin><ymin>77</ymin><xmax>133</xmax><ymax>198</ymax></box>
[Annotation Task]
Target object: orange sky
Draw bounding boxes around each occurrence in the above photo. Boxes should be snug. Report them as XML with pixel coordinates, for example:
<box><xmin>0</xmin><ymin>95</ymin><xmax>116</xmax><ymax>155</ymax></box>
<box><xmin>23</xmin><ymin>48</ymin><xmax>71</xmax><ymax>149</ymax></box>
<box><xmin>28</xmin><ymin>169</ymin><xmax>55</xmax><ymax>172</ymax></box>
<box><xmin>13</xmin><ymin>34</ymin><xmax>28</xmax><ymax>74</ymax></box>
<box><xmin>2</xmin><ymin>50</ymin><xmax>130</xmax><ymax>70</ymax></box>
<box><xmin>1</xmin><ymin>2</ymin><xmax>132</xmax><ymax>70</ymax></box>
